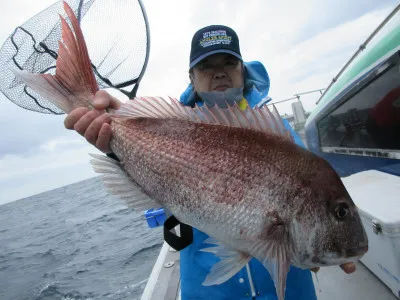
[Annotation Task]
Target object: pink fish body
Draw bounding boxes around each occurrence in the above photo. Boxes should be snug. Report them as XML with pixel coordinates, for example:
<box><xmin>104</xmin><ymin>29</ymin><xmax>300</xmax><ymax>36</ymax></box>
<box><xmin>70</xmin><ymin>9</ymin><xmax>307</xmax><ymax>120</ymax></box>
<box><xmin>11</xmin><ymin>2</ymin><xmax>368</xmax><ymax>299</ymax></box>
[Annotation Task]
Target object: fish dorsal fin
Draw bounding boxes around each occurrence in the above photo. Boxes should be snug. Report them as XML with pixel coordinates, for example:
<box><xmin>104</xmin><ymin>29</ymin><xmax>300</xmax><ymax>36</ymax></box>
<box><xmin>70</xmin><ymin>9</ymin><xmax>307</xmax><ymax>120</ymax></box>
<box><xmin>113</xmin><ymin>97</ymin><xmax>293</xmax><ymax>141</ymax></box>
<box><xmin>89</xmin><ymin>153</ymin><xmax>159</xmax><ymax>212</ymax></box>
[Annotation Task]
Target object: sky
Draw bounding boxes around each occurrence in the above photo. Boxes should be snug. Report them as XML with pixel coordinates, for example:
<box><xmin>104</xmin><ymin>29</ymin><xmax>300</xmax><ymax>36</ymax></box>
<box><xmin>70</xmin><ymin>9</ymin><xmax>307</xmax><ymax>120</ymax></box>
<box><xmin>0</xmin><ymin>0</ymin><xmax>398</xmax><ymax>205</ymax></box>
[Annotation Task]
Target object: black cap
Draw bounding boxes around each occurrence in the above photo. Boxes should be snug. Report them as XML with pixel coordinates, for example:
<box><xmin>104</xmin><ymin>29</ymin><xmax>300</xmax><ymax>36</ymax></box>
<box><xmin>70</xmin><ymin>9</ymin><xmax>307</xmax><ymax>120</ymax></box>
<box><xmin>189</xmin><ymin>25</ymin><xmax>242</xmax><ymax>68</ymax></box>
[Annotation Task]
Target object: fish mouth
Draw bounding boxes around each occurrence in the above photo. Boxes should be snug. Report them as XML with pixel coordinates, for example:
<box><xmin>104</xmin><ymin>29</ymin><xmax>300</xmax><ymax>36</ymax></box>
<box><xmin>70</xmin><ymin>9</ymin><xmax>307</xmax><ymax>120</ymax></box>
<box><xmin>344</xmin><ymin>245</ymin><xmax>368</xmax><ymax>258</ymax></box>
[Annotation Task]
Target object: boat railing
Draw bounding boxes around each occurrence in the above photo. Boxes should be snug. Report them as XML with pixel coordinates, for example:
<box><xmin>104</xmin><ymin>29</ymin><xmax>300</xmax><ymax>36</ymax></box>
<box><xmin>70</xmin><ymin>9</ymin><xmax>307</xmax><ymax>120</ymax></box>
<box><xmin>262</xmin><ymin>88</ymin><xmax>325</xmax><ymax>133</ymax></box>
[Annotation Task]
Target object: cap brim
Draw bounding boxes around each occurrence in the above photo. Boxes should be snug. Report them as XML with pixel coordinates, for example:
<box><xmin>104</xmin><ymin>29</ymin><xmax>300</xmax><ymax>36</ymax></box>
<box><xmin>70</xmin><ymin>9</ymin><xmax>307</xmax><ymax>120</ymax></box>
<box><xmin>190</xmin><ymin>49</ymin><xmax>242</xmax><ymax>68</ymax></box>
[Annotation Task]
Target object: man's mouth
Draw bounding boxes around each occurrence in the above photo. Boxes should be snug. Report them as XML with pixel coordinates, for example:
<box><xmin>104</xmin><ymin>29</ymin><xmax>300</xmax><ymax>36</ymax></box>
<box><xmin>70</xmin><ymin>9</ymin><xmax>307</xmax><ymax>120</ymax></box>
<box><xmin>213</xmin><ymin>84</ymin><xmax>230</xmax><ymax>91</ymax></box>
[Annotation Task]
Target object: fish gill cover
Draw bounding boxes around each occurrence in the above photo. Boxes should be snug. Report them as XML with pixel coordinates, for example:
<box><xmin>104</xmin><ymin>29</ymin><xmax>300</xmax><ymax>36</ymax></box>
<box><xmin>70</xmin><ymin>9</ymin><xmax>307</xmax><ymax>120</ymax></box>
<box><xmin>0</xmin><ymin>0</ymin><xmax>150</xmax><ymax>114</ymax></box>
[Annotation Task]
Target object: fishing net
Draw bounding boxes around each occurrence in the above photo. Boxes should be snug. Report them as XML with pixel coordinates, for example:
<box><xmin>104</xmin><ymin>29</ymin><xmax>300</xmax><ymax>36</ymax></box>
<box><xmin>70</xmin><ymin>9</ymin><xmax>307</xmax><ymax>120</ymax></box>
<box><xmin>0</xmin><ymin>0</ymin><xmax>150</xmax><ymax>114</ymax></box>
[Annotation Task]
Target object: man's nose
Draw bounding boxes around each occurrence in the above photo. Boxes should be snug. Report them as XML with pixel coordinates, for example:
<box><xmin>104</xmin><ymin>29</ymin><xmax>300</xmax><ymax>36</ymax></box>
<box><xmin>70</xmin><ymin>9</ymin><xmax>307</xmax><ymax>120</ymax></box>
<box><xmin>213</xmin><ymin>70</ymin><xmax>227</xmax><ymax>79</ymax></box>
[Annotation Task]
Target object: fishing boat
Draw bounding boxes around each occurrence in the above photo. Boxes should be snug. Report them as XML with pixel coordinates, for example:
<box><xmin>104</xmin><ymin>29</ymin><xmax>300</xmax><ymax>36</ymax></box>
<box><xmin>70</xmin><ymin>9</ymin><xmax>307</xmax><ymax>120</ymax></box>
<box><xmin>303</xmin><ymin>3</ymin><xmax>400</xmax><ymax>299</ymax></box>
<box><xmin>140</xmin><ymin>4</ymin><xmax>400</xmax><ymax>300</ymax></box>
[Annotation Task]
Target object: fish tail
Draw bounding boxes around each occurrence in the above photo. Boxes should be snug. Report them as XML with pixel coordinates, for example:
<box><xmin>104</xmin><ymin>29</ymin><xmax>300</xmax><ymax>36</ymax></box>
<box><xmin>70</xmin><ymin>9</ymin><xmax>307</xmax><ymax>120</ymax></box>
<box><xmin>12</xmin><ymin>1</ymin><xmax>99</xmax><ymax>114</ymax></box>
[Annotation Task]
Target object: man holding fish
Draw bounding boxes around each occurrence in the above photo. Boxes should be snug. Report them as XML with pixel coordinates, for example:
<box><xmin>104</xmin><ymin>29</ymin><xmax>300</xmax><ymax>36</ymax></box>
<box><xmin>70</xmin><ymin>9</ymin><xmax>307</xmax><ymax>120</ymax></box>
<box><xmin>14</xmin><ymin>5</ymin><xmax>367</xmax><ymax>298</ymax></box>
<box><xmin>62</xmin><ymin>23</ymin><xmax>359</xmax><ymax>300</ymax></box>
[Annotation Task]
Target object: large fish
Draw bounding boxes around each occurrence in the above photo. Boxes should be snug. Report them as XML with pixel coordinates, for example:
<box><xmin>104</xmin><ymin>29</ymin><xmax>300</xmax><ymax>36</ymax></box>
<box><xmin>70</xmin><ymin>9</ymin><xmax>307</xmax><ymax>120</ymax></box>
<box><xmin>11</xmin><ymin>2</ymin><xmax>368</xmax><ymax>299</ymax></box>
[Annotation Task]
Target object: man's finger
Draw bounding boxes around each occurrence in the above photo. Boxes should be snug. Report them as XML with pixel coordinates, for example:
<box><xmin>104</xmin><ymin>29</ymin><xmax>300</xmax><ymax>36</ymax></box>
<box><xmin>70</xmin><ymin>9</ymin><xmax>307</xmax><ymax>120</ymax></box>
<box><xmin>96</xmin><ymin>123</ymin><xmax>113</xmax><ymax>153</ymax></box>
<box><xmin>84</xmin><ymin>114</ymin><xmax>111</xmax><ymax>145</ymax></box>
<box><xmin>64</xmin><ymin>107</ymin><xmax>90</xmax><ymax>129</ymax></box>
<box><xmin>92</xmin><ymin>90</ymin><xmax>121</xmax><ymax>110</ymax></box>
<box><xmin>73</xmin><ymin>110</ymin><xmax>102</xmax><ymax>136</ymax></box>
<box><xmin>340</xmin><ymin>262</ymin><xmax>356</xmax><ymax>274</ymax></box>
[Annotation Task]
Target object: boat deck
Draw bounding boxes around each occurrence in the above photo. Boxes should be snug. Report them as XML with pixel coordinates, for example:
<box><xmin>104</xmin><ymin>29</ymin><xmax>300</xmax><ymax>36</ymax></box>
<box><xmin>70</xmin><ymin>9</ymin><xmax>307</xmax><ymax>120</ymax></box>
<box><xmin>141</xmin><ymin>241</ymin><xmax>397</xmax><ymax>300</ymax></box>
<box><xmin>312</xmin><ymin>261</ymin><xmax>397</xmax><ymax>300</ymax></box>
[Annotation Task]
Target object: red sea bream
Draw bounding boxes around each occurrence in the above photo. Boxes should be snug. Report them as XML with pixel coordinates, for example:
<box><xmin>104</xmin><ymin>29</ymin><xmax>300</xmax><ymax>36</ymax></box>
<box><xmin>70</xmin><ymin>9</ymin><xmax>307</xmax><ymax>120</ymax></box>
<box><xmin>11</xmin><ymin>2</ymin><xmax>368</xmax><ymax>299</ymax></box>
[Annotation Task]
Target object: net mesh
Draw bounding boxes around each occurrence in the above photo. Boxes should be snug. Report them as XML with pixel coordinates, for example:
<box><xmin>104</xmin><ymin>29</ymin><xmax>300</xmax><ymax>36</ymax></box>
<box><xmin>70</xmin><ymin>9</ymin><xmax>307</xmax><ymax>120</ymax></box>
<box><xmin>0</xmin><ymin>0</ymin><xmax>149</xmax><ymax>114</ymax></box>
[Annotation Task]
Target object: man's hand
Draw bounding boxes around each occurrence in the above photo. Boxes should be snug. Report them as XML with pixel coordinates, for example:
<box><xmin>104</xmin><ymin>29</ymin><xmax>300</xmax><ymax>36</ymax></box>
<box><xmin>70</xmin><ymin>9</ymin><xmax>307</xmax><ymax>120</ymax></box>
<box><xmin>64</xmin><ymin>90</ymin><xmax>121</xmax><ymax>153</ymax></box>
<box><xmin>310</xmin><ymin>262</ymin><xmax>356</xmax><ymax>274</ymax></box>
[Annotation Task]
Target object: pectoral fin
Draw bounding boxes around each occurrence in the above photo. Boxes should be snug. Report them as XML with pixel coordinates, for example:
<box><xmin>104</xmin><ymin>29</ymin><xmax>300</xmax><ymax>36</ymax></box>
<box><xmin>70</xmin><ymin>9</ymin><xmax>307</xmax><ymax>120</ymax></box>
<box><xmin>260</xmin><ymin>244</ymin><xmax>291</xmax><ymax>300</ymax></box>
<box><xmin>255</xmin><ymin>216</ymin><xmax>292</xmax><ymax>300</ymax></box>
<box><xmin>89</xmin><ymin>153</ymin><xmax>159</xmax><ymax>212</ymax></box>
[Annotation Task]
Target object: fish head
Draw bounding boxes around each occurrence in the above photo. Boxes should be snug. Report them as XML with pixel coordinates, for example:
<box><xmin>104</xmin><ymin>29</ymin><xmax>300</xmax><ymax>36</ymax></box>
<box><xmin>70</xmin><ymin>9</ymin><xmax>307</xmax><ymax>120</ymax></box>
<box><xmin>290</xmin><ymin>163</ymin><xmax>368</xmax><ymax>268</ymax></box>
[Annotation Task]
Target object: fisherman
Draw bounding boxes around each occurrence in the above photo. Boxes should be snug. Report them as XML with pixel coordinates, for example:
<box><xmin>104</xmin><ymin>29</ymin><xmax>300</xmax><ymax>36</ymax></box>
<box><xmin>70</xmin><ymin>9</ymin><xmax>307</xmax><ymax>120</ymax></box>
<box><xmin>64</xmin><ymin>25</ymin><xmax>356</xmax><ymax>300</ymax></box>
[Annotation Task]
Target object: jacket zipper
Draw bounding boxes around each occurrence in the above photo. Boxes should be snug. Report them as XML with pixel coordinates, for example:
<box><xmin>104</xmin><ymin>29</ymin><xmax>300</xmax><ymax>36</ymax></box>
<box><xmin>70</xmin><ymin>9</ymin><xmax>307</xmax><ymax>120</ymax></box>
<box><xmin>245</xmin><ymin>263</ymin><xmax>257</xmax><ymax>298</ymax></box>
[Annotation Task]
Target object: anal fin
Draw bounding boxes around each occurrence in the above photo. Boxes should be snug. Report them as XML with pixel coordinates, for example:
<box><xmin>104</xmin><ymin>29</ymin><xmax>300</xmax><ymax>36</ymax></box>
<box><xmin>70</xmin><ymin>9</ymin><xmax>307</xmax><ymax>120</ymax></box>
<box><xmin>199</xmin><ymin>238</ymin><xmax>251</xmax><ymax>286</ymax></box>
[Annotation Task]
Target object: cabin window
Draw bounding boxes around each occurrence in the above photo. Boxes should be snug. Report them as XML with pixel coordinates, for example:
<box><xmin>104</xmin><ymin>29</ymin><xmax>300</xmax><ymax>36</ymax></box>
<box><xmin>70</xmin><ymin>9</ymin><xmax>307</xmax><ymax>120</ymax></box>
<box><xmin>317</xmin><ymin>60</ymin><xmax>400</xmax><ymax>158</ymax></box>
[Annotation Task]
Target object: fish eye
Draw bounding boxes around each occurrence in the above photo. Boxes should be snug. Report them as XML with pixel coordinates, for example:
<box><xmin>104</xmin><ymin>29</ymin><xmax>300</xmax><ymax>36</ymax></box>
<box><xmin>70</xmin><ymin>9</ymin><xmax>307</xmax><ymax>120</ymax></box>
<box><xmin>334</xmin><ymin>203</ymin><xmax>349</xmax><ymax>220</ymax></box>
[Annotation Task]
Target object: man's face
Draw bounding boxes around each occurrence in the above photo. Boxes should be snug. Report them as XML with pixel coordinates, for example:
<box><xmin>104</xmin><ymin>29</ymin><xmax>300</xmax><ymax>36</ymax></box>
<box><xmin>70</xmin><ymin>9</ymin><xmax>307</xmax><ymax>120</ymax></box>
<box><xmin>191</xmin><ymin>54</ymin><xmax>244</xmax><ymax>93</ymax></box>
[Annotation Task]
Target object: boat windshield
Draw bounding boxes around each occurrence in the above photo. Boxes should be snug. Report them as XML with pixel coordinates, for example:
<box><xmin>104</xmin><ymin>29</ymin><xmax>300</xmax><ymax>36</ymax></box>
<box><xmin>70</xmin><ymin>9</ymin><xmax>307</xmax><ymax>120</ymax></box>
<box><xmin>317</xmin><ymin>56</ymin><xmax>400</xmax><ymax>156</ymax></box>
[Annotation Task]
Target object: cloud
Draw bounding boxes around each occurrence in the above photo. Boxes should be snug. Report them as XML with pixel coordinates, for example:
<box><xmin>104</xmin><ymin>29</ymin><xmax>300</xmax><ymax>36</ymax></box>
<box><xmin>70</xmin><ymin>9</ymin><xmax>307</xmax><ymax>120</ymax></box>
<box><xmin>263</xmin><ymin>5</ymin><xmax>395</xmax><ymax>113</ymax></box>
<box><xmin>39</xmin><ymin>136</ymin><xmax>83</xmax><ymax>152</ymax></box>
<box><xmin>292</xmin><ymin>0</ymin><xmax>398</xmax><ymax>43</ymax></box>
<box><xmin>0</xmin><ymin>144</ymin><xmax>102</xmax><ymax>205</ymax></box>
<box><xmin>0</xmin><ymin>0</ymin><xmax>58</xmax><ymax>45</ymax></box>
<box><xmin>0</xmin><ymin>100</ymin><xmax>69</xmax><ymax>157</ymax></box>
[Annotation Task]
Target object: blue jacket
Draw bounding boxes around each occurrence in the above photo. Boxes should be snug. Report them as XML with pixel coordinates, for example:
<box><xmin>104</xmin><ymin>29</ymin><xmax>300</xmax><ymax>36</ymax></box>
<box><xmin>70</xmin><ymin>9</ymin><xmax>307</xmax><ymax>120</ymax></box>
<box><xmin>178</xmin><ymin>61</ymin><xmax>316</xmax><ymax>300</ymax></box>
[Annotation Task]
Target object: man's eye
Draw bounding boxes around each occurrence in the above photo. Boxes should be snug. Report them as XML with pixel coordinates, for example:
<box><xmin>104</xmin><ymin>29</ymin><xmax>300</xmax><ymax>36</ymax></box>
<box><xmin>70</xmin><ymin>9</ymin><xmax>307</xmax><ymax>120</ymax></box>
<box><xmin>197</xmin><ymin>64</ymin><xmax>211</xmax><ymax>70</ymax></box>
<box><xmin>225</xmin><ymin>60</ymin><xmax>238</xmax><ymax>66</ymax></box>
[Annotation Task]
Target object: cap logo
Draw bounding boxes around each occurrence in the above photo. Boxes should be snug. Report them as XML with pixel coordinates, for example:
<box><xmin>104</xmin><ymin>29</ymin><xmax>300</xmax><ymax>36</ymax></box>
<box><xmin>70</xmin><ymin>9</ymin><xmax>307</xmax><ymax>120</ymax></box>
<box><xmin>200</xmin><ymin>30</ymin><xmax>232</xmax><ymax>48</ymax></box>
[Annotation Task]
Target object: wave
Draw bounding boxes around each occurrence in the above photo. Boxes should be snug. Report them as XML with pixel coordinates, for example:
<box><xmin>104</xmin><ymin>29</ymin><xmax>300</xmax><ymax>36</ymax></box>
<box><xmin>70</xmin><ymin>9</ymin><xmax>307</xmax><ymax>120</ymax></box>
<box><xmin>34</xmin><ymin>248</ymin><xmax>55</xmax><ymax>259</ymax></box>
<box><xmin>103</xmin><ymin>278</ymin><xmax>149</xmax><ymax>300</ymax></box>
<box><xmin>65</xmin><ymin>206</ymin><xmax>138</xmax><ymax>227</ymax></box>
<box><xmin>35</xmin><ymin>281</ymin><xmax>95</xmax><ymax>300</ymax></box>
<box><xmin>34</xmin><ymin>281</ymin><xmax>60</xmax><ymax>300</ymax></box>
<box><xmin>123</xmin><ymin>242</ymin><xmax>164</xmax><ymax>267</ymax></box>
